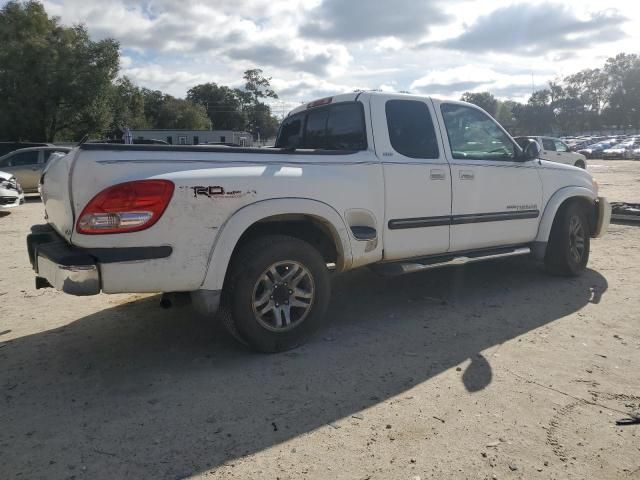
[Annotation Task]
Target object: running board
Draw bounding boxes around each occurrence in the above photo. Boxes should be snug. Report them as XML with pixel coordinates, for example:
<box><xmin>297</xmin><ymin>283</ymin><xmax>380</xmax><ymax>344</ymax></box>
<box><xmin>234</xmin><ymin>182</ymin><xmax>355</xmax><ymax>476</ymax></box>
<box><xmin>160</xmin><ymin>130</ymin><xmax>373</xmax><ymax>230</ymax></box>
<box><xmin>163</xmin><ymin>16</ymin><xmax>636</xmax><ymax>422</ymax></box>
<box><xmin>373</xmin><ymin>246</ymin><xmax>531</xmax><ymax>276</ymax></box>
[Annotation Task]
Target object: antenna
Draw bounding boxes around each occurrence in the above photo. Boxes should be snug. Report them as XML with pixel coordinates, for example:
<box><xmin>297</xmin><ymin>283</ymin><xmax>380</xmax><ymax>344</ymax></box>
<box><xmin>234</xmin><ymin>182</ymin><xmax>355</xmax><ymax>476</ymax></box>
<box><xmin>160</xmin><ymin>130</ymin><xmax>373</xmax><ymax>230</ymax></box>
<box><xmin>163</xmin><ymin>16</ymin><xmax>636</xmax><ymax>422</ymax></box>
<box><xmin>531</xmin><ymin>72</ymin><xmax>535</xmax><ymax>95</ymax></box>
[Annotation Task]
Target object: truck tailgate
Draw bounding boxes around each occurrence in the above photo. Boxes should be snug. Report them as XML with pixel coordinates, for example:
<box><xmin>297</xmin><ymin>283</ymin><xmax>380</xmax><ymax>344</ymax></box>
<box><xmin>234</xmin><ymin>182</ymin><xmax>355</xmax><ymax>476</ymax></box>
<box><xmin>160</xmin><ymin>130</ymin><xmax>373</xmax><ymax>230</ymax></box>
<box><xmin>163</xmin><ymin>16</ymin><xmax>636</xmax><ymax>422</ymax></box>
<box><xmin>40</xmin><ymin>148</ymin><xmax>78</xmax><ymax>241</ymax></box>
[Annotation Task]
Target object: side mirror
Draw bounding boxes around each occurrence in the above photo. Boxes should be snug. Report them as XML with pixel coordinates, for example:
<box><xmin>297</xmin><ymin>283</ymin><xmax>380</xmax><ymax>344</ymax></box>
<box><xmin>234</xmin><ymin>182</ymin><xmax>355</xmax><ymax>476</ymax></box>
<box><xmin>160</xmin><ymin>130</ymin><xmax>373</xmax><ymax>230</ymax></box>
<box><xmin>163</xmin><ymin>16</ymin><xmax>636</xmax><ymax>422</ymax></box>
<box><xmin>522</xmin><ymin>139</ymin><xmax>541</xmax><ymax>161</ymax></box>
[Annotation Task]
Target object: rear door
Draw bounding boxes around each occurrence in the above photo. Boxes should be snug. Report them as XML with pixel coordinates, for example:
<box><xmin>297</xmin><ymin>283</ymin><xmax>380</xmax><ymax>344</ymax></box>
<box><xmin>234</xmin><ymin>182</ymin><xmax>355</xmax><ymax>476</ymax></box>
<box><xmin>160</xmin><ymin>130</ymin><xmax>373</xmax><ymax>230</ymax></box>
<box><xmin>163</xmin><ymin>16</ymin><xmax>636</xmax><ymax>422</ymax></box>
<box><xmin>0</xmin><ymin>150</ymin><xmax>42</xmax><ymax>191</ymax></box>
<box><xmin>370</xmin><ymin>95</ymin><xmax>451</xmax><ymax>260</ymax></box>
<box><xmin>435</xmin><ymin>101</ymin><xmax>543</xmax><ymax>251</ymax></box>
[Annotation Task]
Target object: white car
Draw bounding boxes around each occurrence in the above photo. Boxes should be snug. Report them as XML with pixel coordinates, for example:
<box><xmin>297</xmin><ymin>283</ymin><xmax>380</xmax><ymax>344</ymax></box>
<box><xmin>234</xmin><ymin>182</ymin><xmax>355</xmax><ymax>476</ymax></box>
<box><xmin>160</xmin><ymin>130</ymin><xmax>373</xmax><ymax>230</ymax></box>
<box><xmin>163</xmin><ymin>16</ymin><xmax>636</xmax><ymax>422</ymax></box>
<box><xmin>0</xmin><ymin>170</ymin><xmax>25</xmax><ymax>208</ymax></box>
<box><xmin>28</xmin><ymin>92</ymin><xmax>611</xmax><ymax>352</ymax></box>
<box><xmin>515</xmin><ymin>136</ymin><xmax>587</xmax><ymax>168</ymax></box>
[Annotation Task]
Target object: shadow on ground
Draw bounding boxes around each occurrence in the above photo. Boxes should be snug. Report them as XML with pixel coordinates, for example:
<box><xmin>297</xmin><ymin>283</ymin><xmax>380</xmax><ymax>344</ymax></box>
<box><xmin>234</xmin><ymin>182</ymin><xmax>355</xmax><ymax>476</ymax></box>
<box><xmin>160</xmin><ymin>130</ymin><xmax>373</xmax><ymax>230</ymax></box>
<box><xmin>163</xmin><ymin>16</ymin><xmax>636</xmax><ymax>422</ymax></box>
<box><xmin>0</xmin><ymin>259</ymin><xmax>607</xmax><ymax>478</ymax></box>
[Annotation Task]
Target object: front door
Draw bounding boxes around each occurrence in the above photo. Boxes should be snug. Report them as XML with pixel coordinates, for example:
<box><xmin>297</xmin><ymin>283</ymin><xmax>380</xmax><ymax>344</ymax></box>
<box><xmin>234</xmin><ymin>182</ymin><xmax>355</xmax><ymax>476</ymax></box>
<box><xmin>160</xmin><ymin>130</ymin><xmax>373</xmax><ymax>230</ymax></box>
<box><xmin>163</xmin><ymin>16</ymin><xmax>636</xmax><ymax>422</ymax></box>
<box><xmin>435</xmin><ymin>102</ymin><xmax>543</xmax><ymax>252</ymax></box>
<box><xmin>370</xmin><ymin>95</ymin><xmax>451</xmax><ymax>260</ymax></box>
<box><xmin>539</xmin><ymin>137</ymin><xmax>564</xmax><ymax>164</ymax></box>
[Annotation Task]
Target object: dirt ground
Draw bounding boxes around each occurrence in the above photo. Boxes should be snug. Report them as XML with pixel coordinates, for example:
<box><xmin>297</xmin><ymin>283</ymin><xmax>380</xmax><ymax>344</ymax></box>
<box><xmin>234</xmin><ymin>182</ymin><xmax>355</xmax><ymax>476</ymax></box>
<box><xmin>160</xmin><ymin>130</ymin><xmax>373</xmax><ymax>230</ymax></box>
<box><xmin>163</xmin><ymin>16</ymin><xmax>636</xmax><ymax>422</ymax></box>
<box><xmin>1</xmin><ymin>160</ymin><xmax>639</xmax><ymax>480</ymax></box>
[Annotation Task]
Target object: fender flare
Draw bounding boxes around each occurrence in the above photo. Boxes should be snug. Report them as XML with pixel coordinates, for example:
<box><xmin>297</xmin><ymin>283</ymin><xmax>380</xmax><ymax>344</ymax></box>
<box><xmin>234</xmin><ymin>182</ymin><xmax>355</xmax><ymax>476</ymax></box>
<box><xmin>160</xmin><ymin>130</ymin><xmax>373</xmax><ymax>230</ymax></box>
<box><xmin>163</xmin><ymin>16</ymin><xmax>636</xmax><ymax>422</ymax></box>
<box><xmin>535</xmin><ymin>186</ymin><xmax>596</xmax><ymax>246</ymax></box>
<box><xmin>200</xmin><ymin>198</ymin><xmax>353</xmax><ymax>292</ymax></box>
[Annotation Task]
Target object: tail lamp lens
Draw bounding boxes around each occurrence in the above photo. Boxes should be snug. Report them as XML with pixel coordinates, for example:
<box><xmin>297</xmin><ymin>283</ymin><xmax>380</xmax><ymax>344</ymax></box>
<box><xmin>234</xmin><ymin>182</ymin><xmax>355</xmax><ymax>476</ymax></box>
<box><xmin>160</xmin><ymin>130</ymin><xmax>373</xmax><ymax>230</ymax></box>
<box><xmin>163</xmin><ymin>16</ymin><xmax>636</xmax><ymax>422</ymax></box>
<box><xmin>76</xmin><ymin>180</ymin><xmax>174</xmax><ymax>234</ymax></box>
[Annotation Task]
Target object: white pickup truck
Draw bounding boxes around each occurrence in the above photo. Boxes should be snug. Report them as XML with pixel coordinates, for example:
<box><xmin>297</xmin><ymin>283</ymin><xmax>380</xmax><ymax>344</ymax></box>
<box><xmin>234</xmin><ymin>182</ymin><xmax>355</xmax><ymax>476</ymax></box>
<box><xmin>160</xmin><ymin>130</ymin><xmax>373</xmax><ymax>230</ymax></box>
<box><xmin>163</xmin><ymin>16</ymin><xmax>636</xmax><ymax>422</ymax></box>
<box><xmin>28</xmin><ymin>92</ymin><xmax>611</xmax><ymax>352</ymax></box>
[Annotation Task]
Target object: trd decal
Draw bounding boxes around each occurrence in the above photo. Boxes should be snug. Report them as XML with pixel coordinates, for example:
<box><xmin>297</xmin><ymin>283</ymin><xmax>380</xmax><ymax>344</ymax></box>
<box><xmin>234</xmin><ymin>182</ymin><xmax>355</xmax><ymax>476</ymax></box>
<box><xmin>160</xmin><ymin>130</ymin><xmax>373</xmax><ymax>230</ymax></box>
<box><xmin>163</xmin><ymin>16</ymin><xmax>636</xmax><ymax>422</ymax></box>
<box><xmin>191</xmin><ymin>186</ymin><xmax>257</xmax><ymax>199</ymax></box>
<box><xmin>192</xmin><ymin>186</ymin><xmax>224</xmax><ymax>198</ymax></box>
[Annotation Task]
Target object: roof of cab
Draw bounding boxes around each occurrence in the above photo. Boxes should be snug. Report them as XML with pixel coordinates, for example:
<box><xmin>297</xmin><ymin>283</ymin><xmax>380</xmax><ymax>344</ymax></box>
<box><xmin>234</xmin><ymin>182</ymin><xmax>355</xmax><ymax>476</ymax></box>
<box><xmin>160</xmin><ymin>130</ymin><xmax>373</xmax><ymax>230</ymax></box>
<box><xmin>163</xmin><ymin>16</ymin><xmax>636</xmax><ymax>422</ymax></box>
<box><xmin>285</xmin><ymin>90</ymin><xmax>488</xmax><ymax>118</ymax></box>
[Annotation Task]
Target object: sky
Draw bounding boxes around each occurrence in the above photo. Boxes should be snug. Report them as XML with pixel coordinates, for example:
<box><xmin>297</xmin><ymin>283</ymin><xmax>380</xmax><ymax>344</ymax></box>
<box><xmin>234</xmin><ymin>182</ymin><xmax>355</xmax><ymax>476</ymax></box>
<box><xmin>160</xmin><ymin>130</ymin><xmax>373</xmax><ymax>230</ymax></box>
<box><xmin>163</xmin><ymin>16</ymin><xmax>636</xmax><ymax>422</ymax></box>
<box><xmin>12</xmin><ymin>0</ymin><xmax>640</xmax><ymax>113</ymax></box>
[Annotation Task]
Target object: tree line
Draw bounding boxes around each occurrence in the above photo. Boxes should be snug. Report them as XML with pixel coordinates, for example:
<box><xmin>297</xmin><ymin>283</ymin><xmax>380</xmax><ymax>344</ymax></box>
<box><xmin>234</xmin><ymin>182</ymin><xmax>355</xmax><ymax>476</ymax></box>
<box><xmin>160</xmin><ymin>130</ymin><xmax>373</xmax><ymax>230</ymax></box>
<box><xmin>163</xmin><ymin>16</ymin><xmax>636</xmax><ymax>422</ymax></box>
<box><xmin>0</xmin><ymin>1</ymin><xmax>280</xmax><ymax>142</ymax></box>
<box><xmin>461</xmin><ymin>53</ymin><xmax>640</xmax><ymax>135</ymax></box>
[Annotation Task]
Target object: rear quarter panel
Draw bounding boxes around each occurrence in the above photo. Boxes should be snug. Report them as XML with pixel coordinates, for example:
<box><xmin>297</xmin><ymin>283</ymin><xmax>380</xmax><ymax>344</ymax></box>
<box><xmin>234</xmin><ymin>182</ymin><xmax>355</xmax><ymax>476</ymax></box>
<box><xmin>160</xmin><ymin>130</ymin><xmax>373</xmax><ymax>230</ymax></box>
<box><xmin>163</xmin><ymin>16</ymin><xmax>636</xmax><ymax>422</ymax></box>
<box><xmin>69</xmin><ymin>149</ymin><xmax>384</xmax><ymax>293</ymax></box>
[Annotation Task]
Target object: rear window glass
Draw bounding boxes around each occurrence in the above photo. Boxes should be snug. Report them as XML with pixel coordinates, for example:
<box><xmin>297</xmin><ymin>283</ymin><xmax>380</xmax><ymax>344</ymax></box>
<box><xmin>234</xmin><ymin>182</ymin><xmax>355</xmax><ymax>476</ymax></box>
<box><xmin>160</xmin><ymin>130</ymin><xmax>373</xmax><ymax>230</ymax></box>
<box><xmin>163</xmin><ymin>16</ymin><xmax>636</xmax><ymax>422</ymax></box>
<box><xmin>277</xmin><ymin>115</ymin><xmax>303</xmax><ymax>148</ymax></box>
<box><xmin>305</xmin><ymin>109</ymin><xmax>329</xmax><ymax>149</ymax></box>
<box><xmin>276</xmin><ymin>102</ymin><xmax>367</xmax><ymax>151</ymax></box>
<box><xmin>325</xmin><ymin>103</ymin><xmax>367</xmax><ymax>150</ymax></box>
<box><xmin>385</xmin><ymin>100</ymin><xmax>439</xmax><ymax>159</ymax></box>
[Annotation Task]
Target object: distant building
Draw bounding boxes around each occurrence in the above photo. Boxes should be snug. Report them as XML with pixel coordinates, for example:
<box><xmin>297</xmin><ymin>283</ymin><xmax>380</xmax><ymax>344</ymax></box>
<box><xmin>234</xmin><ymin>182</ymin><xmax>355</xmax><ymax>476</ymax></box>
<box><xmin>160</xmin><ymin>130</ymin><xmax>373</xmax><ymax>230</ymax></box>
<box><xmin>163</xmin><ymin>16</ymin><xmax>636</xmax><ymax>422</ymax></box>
<box><xmin>129</xmin><ymin>129</ymin><xmax>254</xmax><ymax>146</ymax></box>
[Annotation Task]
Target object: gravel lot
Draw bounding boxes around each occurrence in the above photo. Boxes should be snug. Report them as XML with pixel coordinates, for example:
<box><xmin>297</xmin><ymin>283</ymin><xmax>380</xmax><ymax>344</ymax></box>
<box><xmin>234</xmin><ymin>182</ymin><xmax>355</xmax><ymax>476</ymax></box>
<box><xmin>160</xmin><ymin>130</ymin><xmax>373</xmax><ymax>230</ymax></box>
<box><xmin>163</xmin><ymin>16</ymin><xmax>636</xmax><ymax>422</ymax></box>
<box><xmin>1</xmin><ymin>160</ymin><xmax>639</xmax><ymax>480</ymax></box>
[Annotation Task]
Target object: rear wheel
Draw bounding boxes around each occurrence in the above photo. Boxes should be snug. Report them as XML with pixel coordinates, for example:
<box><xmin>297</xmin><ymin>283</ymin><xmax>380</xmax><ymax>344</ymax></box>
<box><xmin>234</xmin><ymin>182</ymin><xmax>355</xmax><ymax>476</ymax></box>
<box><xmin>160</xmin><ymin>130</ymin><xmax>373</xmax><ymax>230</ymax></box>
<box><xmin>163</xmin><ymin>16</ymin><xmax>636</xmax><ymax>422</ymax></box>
<box><xmin>222</xmin><ymin>235</ymin><xmax>331</xmax><ymax>353</ymax></box>
<box><xmin>544</xmin><ymin>202</ymin><xmax>590</xmax><ymax>276</ymax></box>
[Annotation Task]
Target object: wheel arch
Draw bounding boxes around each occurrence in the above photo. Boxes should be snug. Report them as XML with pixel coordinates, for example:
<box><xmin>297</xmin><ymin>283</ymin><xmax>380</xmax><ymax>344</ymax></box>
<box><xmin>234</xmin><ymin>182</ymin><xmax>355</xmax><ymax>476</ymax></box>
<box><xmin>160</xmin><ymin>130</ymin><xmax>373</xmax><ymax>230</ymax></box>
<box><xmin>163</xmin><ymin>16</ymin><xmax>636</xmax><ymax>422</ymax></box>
<box><xmin>200</xmin><ymin>198</ymin><xmax>353</xmax><ymax>292</ymax></box>
<box><xmin>534</xmin><ymin>187</ymin><xmax>596</xmax><ymax>257</ymax></box>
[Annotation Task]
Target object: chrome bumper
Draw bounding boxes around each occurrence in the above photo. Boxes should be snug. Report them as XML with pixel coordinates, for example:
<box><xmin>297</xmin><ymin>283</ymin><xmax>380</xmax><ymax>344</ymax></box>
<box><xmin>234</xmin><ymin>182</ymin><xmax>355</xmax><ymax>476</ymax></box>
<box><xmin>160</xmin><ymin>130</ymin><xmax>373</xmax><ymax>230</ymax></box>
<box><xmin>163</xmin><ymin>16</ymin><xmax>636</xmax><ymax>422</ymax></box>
<box><xmin>593</xmin><ymin>197</ymin><xmax>611</xmax><ymax>238</ymax></box>
<box><xmin>36</xmin><ymin>254</ymin><xmax>100</xmax><ymax>296</ymax></box>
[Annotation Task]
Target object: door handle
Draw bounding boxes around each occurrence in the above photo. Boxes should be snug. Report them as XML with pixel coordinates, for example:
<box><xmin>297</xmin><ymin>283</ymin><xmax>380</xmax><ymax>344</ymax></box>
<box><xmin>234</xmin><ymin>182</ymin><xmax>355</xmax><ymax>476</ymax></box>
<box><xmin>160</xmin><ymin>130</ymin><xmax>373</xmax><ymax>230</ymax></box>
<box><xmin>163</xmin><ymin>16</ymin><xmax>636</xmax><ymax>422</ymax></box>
<box><xmin>430</xmin><ymin>168</ymin><xmax>446</xmax><ymax>180</ymax></box>
<box><xmin>459</xmin><ymin>170</ymin><xmax>474</xmax><ymax>180</ymax></box>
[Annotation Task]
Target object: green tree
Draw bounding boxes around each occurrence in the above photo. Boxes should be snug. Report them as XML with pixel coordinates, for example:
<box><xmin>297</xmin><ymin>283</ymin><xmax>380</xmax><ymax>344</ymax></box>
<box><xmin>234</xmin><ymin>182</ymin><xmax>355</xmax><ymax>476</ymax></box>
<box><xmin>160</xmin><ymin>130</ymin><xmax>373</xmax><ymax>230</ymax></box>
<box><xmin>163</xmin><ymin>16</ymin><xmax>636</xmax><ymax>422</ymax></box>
<box><xmin>108</xmin><ymin>76</ymin><xmax>147</xmax><ymax>135</ymax></box>
<box><xmin>460</xmin><ymin>91</ymin><xmax>498</xmax><ymax>116</ymax></box>
<box><xmin>495</xmin><ymin>100</ymin><xmax>518</xmax><ymax>132</ymax></box>
<box><xmin>243</xmin><ymin>68</ymin><xmax>278</xmax><ymax>103</ymax></box>
<box><xmin>0</xmin><ymin>1</ymin><xmax>119</xmax><ymax>141</ymax></box>
<box><xmin>155</xmin><ymin>97</ymin><xmax>210</xmax><ymax>130</ymax></box>
<box><xmin>239</xmin><ymin>69</ymin><xmax>280</xmax><ymax>140</ymax></box>
<box><xmin>187</xmin><ymin>83</ymin><xmax>245</xmax><ymax>130</ymax></box>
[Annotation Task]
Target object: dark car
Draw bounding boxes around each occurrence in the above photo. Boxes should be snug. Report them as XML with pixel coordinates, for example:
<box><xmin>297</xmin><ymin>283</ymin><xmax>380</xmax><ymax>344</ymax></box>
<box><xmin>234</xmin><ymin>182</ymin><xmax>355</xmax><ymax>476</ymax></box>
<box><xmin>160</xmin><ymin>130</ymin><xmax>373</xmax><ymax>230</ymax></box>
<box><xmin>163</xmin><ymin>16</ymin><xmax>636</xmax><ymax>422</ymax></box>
<box><xmin>577</xmin><ymin>140</ymin><xmax>618</xmax><ymax>158</ymax></box>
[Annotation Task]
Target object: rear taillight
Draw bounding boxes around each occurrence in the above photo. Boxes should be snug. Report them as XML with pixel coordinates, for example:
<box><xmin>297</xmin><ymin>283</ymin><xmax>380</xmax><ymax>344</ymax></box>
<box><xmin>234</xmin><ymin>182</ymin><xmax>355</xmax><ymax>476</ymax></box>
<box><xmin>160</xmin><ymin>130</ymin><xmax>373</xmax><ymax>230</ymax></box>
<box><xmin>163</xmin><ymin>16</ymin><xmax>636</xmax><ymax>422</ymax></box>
<box><xmin>76</xmin><ymin>180</ymin><xmax>174</xmax><ymax>234</ymax></box>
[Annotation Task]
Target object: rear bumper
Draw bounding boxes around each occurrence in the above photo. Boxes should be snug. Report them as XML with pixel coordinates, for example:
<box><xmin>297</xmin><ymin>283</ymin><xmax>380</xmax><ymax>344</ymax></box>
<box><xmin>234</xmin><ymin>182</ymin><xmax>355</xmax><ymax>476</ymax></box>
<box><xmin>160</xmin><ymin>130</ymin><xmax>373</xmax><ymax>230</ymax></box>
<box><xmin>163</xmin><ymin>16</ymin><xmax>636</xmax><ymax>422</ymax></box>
<box><xmin>26</xmin><ymin>224</ymin><xmax>172</xmax><ymax>296</ymax></box>
<box><xmin>592</xmin><ymin>197</ymin><xmax>611</xmax><ymax>238</ymax></box>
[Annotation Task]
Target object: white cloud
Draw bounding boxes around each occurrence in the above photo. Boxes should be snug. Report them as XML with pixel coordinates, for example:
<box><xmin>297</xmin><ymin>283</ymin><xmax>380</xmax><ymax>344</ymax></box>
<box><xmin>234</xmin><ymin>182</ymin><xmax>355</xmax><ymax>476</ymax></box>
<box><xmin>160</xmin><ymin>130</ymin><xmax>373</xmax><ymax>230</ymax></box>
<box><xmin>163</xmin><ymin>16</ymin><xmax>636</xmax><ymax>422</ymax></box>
<box><xmin>35</xmin><ymin>0</ymin><xmax>640</xmax><ymax>105</ymax></box>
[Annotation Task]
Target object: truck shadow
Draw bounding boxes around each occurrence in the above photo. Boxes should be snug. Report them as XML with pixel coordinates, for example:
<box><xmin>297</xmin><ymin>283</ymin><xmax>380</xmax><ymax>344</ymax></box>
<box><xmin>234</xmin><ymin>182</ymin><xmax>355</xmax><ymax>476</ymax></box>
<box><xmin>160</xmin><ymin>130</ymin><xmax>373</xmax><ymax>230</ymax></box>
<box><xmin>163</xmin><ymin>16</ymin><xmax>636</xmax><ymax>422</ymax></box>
<box><xmin>0</xmin><ymin>260</ymin><xmax>607</xmax><ymax>479</ymax></box>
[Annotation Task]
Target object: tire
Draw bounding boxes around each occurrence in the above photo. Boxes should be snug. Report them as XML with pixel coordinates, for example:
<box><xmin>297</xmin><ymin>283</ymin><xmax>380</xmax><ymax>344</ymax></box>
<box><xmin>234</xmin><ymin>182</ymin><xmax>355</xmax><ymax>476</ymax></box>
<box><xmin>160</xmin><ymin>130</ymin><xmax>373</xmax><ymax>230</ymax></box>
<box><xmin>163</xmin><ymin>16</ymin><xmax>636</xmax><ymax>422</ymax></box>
<box><xmin>544</xmin><ymin>202</ymin><xmax>590</xmax><ymax>276</ymax></box>
<box><xmin>222</xmin><ymin>235</ymin><xmax>331</xmax><ymax>353</ymax></box>
<box><xmin>575</xmin><ymin>160</ymin><xmax>586</xmax><ymax>169</ymax></box>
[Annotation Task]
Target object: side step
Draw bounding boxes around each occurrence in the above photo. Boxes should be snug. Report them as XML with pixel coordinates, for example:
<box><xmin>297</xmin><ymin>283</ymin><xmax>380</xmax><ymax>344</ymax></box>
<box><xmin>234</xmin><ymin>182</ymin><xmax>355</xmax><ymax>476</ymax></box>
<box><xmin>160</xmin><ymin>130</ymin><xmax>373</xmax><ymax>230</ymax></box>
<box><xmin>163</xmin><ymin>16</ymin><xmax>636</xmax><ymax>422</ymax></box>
<box><xmin>373</xmin><ymin>246</ymin><xmax>531</xmax><ymax>276</ymax></box>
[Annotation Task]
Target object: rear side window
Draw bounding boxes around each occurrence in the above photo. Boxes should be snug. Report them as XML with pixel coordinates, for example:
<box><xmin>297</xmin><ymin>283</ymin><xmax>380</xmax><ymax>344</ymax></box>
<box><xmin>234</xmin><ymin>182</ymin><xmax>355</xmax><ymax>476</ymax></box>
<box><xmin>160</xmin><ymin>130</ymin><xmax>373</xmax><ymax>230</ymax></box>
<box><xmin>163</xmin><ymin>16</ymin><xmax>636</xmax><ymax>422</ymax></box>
<box><xmin>9</xmin><ymin>151</ymin><xmax>39</xmax><ymax>166</ymax></box>
<box><xmin>276</xmin><ymin>102</ymin><xmax>367</xmax><ymax>151</ymax></box>
<box><xmin>542</xmin><ymin>138</ymin><xmax>556</xmax><ymax>151</ymax></box>
<box><xmin>385</xmin><ymin>100</ymin><xmax>439</xmax><ymax>159</ymax></box>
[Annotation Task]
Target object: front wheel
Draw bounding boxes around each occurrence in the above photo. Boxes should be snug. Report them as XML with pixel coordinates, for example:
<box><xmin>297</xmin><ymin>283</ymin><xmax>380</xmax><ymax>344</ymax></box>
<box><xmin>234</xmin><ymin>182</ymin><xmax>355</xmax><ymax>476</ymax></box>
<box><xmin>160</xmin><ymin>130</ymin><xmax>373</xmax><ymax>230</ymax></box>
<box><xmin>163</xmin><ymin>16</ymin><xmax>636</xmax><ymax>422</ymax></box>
<box><xmin>222</xmin><ymin>235</ymin><xmax>331</xmax><ymax>353</ymax></box>
<box><xmin>544</xmin><ymin>202</ymin><xmax>590</xmax><ymax>276</ymax></box>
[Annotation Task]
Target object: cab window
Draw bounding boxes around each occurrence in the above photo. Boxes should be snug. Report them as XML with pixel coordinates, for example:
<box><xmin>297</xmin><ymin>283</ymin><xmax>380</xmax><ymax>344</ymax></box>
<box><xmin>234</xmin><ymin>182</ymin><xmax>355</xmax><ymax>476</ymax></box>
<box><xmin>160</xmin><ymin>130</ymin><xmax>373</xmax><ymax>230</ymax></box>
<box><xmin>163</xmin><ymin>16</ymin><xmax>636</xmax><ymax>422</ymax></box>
<box><xmin>276</xmin><ymin>102</ymin><xmax>367</xmax><ymax>151</ymax></box>
<box><xmin>554</xmin><ymin>140</ymin><xmax>568</xmax><ymax>152</ymax></box>
<box><xmin>542</xmin><ymin>138</ymin><xmax>556</xmax><ymax>151</ymax></box>
<box><xmin>386</xmin><ymin>100</ymin><xmax>439</xmax><ymax>159</ymax></box>
<box><xmin>7</xmin><ymin>150</ymin><xmax>40</xmax><ymax>166</ymax></box>
<box><xmin>440</xmin><ymin>104</ymin><xmax>516</xmax><ymax>161</ymax></box>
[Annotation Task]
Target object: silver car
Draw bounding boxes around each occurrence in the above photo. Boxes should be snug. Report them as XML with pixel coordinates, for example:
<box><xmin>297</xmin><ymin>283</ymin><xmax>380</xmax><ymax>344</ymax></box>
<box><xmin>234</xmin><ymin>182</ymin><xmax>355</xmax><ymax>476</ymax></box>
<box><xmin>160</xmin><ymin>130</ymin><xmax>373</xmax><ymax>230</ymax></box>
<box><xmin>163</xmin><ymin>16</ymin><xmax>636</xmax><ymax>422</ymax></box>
<box><xmin>0</xmin><ymin>146</ymin><xmax>71</xmax><ymax>193</ymax></box>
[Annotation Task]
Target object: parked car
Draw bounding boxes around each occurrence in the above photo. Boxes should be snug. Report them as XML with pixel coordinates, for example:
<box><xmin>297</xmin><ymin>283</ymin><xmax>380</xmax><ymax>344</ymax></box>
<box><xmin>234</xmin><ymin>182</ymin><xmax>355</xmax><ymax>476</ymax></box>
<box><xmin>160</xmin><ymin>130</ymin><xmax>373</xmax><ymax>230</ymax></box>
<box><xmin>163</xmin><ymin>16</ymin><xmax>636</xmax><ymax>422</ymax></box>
<box><xmin>28</xmin><ymin>92</ymin><xmax>610</xmax><ymax>352</ymax></box>
<box><xmin>515</xmin><ymin>136</ymin><xmax>587</xmax><ymax>168</ymax></box>
<box><xmin>577</xmin><ymin>140</ymin><xmax>618</xmax><ymax>158</ymax></box>
<box><xmin>0</xmin><ymin>142</ymin><xmax>52</xmax><ymax>157</ymax></box>
<box><xmin>0</xmin><ymin>170</ymin><xmax>25</xmax><ymax>208</ymax></box>
<box><xmin>601</xmin><ymin>138</ymin><xmax>640</xmax><ymax>159</ymax></box>
<box><xmin>0</xmin><ymin>146</ymin><xmax>71</xmax><ymax>193</ymax></box>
